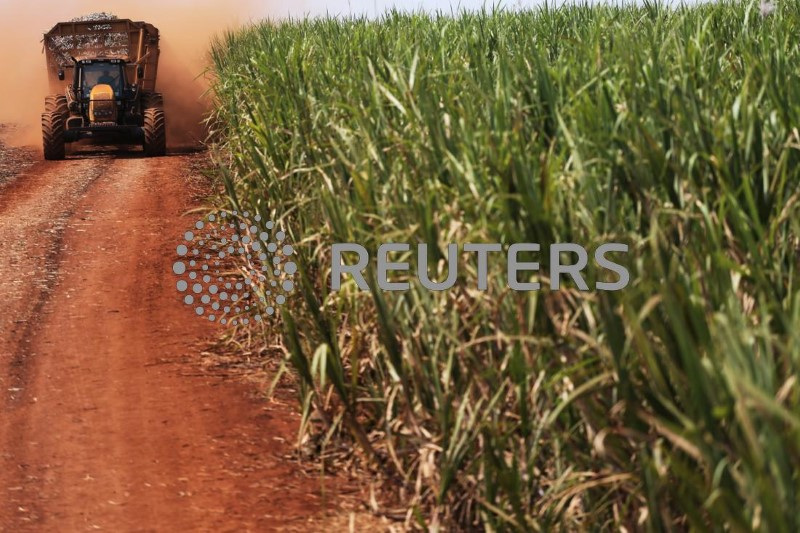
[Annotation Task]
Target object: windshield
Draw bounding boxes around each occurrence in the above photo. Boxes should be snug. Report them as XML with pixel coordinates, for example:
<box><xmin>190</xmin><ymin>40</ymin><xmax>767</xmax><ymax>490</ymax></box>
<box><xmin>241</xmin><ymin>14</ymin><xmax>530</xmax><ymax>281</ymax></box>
<box><xmin>79</xmin><ymin>62</ymin><xmax>124</xmax><ymax>98</ymax></box>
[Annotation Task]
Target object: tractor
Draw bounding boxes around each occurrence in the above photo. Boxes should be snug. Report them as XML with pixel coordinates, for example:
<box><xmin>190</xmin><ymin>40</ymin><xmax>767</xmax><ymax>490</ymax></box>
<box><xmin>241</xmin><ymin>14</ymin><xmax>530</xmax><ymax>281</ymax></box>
<box><xmin>42</xmin><ymin>18</ymin><xmax>166</xmax><ymax>159</ymax></box>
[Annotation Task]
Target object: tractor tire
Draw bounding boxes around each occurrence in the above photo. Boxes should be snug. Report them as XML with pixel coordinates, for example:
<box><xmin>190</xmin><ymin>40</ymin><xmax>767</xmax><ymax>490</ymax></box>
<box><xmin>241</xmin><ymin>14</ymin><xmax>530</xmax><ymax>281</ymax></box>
<box><xmin>142</xmin><ymin>107</ymin><xmax>166</xmax><ymax>157</ymax></box>
<box><xmin>141</xmin><ymin>92</ymin><xmax>164</xmax><ymax>109</ymax></box>
<box><xmin>42</xmin><ymin>112</ymin><xmax>66</xmax><ymax>161</ymax></box>
<box><xmin>44</xmin><ymin>95</ymin><xmax>68</xmax><ymax>118</ymax></box>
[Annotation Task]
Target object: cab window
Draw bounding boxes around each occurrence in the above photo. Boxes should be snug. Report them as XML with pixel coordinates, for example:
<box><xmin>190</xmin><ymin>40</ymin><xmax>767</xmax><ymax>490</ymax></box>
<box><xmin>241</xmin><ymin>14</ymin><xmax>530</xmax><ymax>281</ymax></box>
<box><xmin>79</xmin><ymin>63</ymin><xmax>124</xmax><ymax>98</ymax></box>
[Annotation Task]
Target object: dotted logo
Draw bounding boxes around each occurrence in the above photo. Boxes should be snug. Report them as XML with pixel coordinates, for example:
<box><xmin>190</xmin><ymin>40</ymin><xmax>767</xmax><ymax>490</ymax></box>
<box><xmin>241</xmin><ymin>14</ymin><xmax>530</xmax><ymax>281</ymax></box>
<box><xmin>172</xmin><ymin>210</ymin><xmax>297</xmax><ymax>325</ymax></box>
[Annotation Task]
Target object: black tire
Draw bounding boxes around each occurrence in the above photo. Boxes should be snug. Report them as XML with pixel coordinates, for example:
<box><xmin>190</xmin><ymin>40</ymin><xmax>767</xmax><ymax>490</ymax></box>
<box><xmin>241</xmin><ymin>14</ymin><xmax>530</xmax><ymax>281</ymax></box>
<box><xmin>42</xmin><ymin>112</ymin><xmax>66</xmax><ymax>161</ymax></box>
<box><xmin>44</xmin><ymin>95</ymin><xmax>68</xmax><ymax>118</ymax></box>
<box><xmin>142</xmin><ymin>107</ymin><xmax>166</xmax><ymax>157</ymax></box>
<box><xmin>141</xmin><ymin>92</ymin><xmax>164</xmax><ymax>109</ymax></box>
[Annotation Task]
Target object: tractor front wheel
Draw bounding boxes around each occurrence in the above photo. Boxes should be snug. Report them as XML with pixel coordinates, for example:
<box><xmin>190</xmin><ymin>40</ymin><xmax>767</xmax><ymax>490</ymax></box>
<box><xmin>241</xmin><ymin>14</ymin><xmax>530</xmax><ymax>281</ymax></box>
<box><xmin>141</xmin><ymin>92</ymin><xmax>164</xmax><ymax>110</ymax></box>
<box><xmin>44</xmin><ymin>94</ymin><xmax>69</xmax><ymax>118</ymax></box>
<box><xmin>42</xmin><ymin>112</ymin><xmax>66</xmax><ymax>161</ymax></box>
<box><xmin>142</xmin><ymin>107</ymin><xmax>166</xmax><ymax>157</ymax></box>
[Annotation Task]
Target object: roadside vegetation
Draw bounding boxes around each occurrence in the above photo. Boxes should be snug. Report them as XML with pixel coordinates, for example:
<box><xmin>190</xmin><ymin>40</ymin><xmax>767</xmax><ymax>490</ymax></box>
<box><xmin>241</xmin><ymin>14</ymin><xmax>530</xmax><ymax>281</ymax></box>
<box><xmin>208</xmin><ymin>2</ymin><xmax>800</xmax><ymax>529</ymax></box>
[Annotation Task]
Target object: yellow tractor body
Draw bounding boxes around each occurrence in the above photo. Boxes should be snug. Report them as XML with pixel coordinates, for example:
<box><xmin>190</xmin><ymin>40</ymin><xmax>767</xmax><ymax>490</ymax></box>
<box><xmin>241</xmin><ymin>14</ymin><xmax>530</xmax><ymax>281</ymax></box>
<box><xmin>89</xmin><ymin>84</ymin><xmax>116</xmax><ymax>123</ymax></box>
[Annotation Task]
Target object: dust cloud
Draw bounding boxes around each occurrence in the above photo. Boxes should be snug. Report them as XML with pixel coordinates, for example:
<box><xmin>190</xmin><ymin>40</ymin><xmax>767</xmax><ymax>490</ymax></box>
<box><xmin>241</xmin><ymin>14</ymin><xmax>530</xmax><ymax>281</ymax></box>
<box><xmin>0</xmin><ymin>0</ymin><xmax>281</xmax><ymax>149</ymax></box>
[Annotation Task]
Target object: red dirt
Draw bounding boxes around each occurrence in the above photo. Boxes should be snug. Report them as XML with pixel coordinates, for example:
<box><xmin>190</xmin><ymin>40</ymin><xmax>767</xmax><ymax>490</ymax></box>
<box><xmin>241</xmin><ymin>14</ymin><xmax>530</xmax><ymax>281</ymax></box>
<box><xmin>0</xmin><ymin>147</ymin><xmax>346</xmax><ymax>531</ymax></box>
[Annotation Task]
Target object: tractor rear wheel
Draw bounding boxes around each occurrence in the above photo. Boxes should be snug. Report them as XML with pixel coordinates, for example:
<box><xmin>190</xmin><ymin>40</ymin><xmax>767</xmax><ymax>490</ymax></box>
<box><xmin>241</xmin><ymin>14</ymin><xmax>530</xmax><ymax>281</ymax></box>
<box><xmin>42</xmin><ymin>112</ymin><xmax>66</xmax><ymax>161</ymax></box>
<box><xmin>45</xmin><ymin>95</ymin><xmax>69</xmax><ymax>118</ymax></box>
<box><xmin>142</xmin><ymin>107</ymin><xmax>166</xmax><ymax>157</ymax></box>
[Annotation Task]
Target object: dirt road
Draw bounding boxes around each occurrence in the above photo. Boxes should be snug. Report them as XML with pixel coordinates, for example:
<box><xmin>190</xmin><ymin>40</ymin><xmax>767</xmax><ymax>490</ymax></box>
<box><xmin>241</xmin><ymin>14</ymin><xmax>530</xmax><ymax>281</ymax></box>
<box><xmin>0</xmin><ymin>148</ymin><xmax>333</xmax><ymax>531</ymax></box>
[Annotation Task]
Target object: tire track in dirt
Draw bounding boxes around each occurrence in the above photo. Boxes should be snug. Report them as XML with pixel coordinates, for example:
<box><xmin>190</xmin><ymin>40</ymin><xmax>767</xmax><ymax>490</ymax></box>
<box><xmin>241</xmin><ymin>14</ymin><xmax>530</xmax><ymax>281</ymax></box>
<box><xmin>0</xmin><ymin>157</ymin><xmax>108</xmax><ymax>400</ymax></box>
<box><xmin>0</xmin><ymin>150</ymin><xmax>343</xmax><ymax>531</ymax></box>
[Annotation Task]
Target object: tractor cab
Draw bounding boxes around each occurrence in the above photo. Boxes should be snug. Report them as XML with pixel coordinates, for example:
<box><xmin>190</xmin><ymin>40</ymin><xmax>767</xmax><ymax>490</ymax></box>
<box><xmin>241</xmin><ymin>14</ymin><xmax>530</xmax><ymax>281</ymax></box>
<box><xmin>68</xmin><ymin>58</ymin><xmax>141</xmax><ymax>125</ymax></box>
<box><xmin>75</xmin><ymin>59</ymin><xmax>126</xmax><ymax>98</ymax></box>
